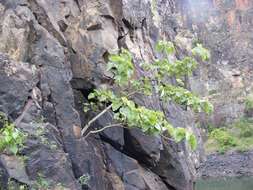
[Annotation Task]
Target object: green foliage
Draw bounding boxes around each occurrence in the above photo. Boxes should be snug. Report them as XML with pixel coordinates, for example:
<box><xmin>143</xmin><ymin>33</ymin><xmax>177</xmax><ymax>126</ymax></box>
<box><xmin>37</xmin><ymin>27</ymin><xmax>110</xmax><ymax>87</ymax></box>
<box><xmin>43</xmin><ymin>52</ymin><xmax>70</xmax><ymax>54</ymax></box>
<box><xmin>192</xmin><ymin>43</ymin><xmax>210</xmax><ymax>61</ymax></box>
<box><xmin>7</xmin><ymin>179</ymin><xmax>29</xmax><ymax>190</ymax></box>
<box><xmin>78</xmin><ymin>174</ymin><xmax>90</xmax><ymax>186</ymax></box>
<box><xmin>0</xmin><ymin>113</ymin><xmax>26</xmax><ymax>155</ymax></box>
<box><xmin>245</xmin><ymin>94</ymin><xmax>253</xmax><ymax>111</ymax></box>
<box><xmin>186</xmin><ymin>132</ymin><xmax>198</xmax><ymax>150</ymax></box>
<box><xmin>32</xmin><ymin>173</ymin><xmax>50</xmax><ymax>190</ymax></box>
<box><xmin>30</xmin><ymin>174</ymin><xmax>67</xmax><ymax>190</ymax></box>
<box><xmin>107</xmin><ymin>49</ymin><xmax>134</xmax><ymax>86</ymax></box>
<box><xmin>155</xmin><ymin>41</ymin><xmax>175</xmax><ymax>55</ymax></box>
<box><xmin>210</xmin><ymin>128</ymin><xmax>237</xmax><ymax>153</ymax></box>
<box><xmin>234</xmin><ymin>118</ymin><xmax>253</xmax><ymax>138</ymax></box>
<box><xmin>5</xmin><ymin>171</ymin><xmax>66</xmax><ymax>190</ymax></box>
<box><xmin>206</xmin><ymin>118</ymin><xmax>253</xmax><ymax>153</ymax></box>
<box><xmin>117</xmin><ymin>97</ymin><xmax>165</xmax><ymax>135</ymax></box>
<box><xmin>205</xmin><ymin>123</ymin><xmax>215</xmax><ymax>133</ymax></box>
<box><xmin>142</xmin><ymin>57</ymin><xmax>198</xmax><ymax>79</ymax></box>
<box><xmin>0</xmin><ymin>112</ymin><xmax>8</xmax><ymax>127</ymax></box>
<box><xmin>159</xmin><ymin>85</ymin><xmax>213</xmax><ymax>114</ymax></box>
<box><xmin>84</xmin><ymin>41</ymin><xmax>213</xmax><ymax>150</ymax></box>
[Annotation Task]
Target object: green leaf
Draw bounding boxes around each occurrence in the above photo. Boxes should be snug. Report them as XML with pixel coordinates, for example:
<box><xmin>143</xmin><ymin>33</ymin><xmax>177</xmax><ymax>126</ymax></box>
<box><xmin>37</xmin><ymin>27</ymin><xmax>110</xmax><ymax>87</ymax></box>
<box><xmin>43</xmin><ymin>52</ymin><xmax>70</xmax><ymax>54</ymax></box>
<box><xmin>165</xmin><ymin>123</ymin><xmax>174</xmax><ymax>136</ymax></box>
<box><xmin>106</xmin><ymin>62</ymin><xmax>115</xmax><ymax>71</ymax></box>
<box><xmin>192</xmin><ymin>44</ymin><xmax>210</xmax><ymax>61</ymax></box>
<box><xmin>88</xmin><ymin>93</ymin><xmax>95</xmax><ymax>100</ymax></box>
<box><xmin>155</xmin><ymin>41</ymin><xmax>175</xmax><ymax>55</ymax></box>
<box><xmin>0</xmin><ymin>114</ymin><xmax>26</xmax><ymax>155</ymax></box>
<box><xmin>4</xmin><ymin>135</ymin><xmax>12</xmax><ymax>142</ymax></box>
<box><xmin>83</xmin><ymin>106</ymin><xmax>90</xmax><ymax>113</ymax></box>
<box><xmin>201</xmin><ymin>100</ymin><xmax>214</xmax><ymax>115</ymax></box>
<box><xmin>173</xmin><ymin>128</ymin><xmax>186</xmax><ymax>143</ymax></box>
<box><xmin>12</xmin><ymin>130</ymin><xmax>19</xmax><ymax>139</ymax></box>
<box><xmin>108</xmin><ymin>49</ymin><xmax>134</xmax><ymax>87</ymax></box>
<box><xmin>186</xmin><ymin>133</ymin><xmax>197</xmax><ymax>150</ymax></box>
<box><xmin>176</xmin><ymin>78</ymin><xmax>185</xmax><ymax>86</ymax></box>
<box><xmin>9</xmin><ymin>145</ymin><xmax>18</xmax><ymax>155</ymax></box>
<box><xmin>112</xmin><ymin>100</ymin><xmax>123</xmax><ymax>111</ymax></box>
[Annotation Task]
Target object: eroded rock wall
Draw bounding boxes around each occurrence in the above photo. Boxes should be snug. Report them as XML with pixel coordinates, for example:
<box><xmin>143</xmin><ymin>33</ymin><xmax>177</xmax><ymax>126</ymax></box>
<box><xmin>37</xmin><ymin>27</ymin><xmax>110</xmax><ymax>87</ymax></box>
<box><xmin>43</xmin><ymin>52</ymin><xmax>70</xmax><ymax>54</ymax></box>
<box><xmin>1</xmin><ymin>0</ymin><xmax>252</xmax><ymax>190</ymax></box>
<box><xmin>185</xmin><ymin>0</ymin><xmax>253</xmax><ymax>126</ymax></box>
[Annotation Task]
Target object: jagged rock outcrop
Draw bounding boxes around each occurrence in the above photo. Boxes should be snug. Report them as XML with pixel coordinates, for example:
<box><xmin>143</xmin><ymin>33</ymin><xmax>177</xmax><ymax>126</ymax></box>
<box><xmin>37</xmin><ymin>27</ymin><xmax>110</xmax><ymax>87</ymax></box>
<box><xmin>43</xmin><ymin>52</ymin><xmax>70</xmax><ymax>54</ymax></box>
<box><xmin>0</xmin><ymin>0</ymin><xmax>252</xmax><ymax>190</ymax></box>
<box><xmin>0</xmin><ymin>0</ymin><xmax>201</xmax><ymax>190</ymax></box>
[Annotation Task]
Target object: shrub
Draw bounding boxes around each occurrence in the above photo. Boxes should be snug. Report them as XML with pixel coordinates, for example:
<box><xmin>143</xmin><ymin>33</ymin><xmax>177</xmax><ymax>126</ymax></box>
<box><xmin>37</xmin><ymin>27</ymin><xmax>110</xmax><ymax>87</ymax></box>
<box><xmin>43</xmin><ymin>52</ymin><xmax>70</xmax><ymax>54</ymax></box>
<box><xmin>78</xmin><ymin>174</ymin><xmax>90</xmax><ymax>186</ymax></box>
<box><xmin>0</xmin><ymin>113</ymin><xmax>26</xmax><ymax>155</ymax></box>
<box><xmin>82</xmin><ymin>41</ymin><xmax>212</xmax><ymax>150</ymax></box>
<box><xmin>245</xmin><ymin>94</ymin><xmax>253</xmax><ymax>111</ymax></box>
<box><xmin>240</xmin><ymin>127</ymin><xmax>253</xmax><ymax>138</ymax></box>
<box><xmin>210</xmin><ymin>128</ymin><xmax>237</xmax><ymax>151</ymax></box>
<box><xmin>234</xmin><ymin>118</ymin><xmax>253</xmax><ymax>138</ymax></box>
<box><xmin>206</xmin><ymin>118</ymin><xmax>253</xmax><ymax>153</ymax></box>
<box><xmin>206</xmin><ymin>123</ymin><xmax>215</xmax><ymax>133</ymax></box>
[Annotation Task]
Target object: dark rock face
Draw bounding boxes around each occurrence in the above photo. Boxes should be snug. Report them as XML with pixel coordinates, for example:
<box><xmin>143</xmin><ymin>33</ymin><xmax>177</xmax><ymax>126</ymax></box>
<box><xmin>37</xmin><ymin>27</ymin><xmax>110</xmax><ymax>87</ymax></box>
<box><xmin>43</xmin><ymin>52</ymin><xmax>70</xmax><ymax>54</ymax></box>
<box><xmin>0</xmin><ymin>159</ymin><xmax>9</xmax><ymax>190</ymax></box>
<box><xmin>104</xmin><ymin>143</ymin><xmax>169</xmax><ymax>190</ymax></box>
<box><xmin>0</xmin><ymin>52</ymin><xmax>81</xmax><ymax>189</ymax></box>
<box><xmin>0</xmin><ymin>53</ymin><xmax>38</xmax><ymax>119</ymax></box>
<box><xmin>1</xmin><ymin>0</ymin><xmax>252</xmax><ymax>190</ymax></box>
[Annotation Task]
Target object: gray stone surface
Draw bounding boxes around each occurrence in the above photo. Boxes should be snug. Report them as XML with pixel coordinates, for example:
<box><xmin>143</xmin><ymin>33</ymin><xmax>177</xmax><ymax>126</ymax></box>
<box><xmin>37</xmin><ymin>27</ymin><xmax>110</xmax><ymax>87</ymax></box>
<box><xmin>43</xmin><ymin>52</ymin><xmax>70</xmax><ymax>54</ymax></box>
<box><xmin>1</xmin><ymin>0</ymin><xmax>252</xmax><ymax>190</ymax></box>
<box><xmin>198</xmin><ymin>150</ymin><xmax>253</xmax><ymax>178</ymax></box>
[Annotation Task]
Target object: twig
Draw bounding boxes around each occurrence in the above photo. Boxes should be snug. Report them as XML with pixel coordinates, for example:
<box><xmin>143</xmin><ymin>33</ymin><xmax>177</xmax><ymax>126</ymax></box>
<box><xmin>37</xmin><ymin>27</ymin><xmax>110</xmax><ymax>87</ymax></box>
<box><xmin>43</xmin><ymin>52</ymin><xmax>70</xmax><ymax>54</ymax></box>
<box><xmin>14</xmin><ymin>99</ymin><xmax>33</xmax><ymax>127</ymax></box>
<box><xmin>127</xmin><ymin>90</ymin><xmax>141</xmax><ymax>97</ymax></box>
<box><xmin>160</xmin><ymin>134</ymin><xmax>175</xmax><ymax>142</ymax></box>
<box><xmin>83</xmin><ymin>123</ymin><xmax>123</xmax><ymax>139</ymax></box>
<box><xmin>81</xmin><ymin>88</ymin><xmax>143</xmax><ymax>137</ymax></box>
<box><xmin>81</xmin><ymin>104</ymin><xmax>112</xmax><ymax>136</ymax></box>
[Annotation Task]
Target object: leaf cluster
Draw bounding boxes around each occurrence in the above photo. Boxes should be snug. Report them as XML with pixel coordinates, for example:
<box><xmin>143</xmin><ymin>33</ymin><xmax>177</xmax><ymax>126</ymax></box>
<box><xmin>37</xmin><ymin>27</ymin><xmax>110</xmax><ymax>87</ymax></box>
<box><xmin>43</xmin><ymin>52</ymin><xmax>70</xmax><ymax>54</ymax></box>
<box><xmin>85</xmin><ymin>41</ymin><xmax>213</xmax><ymax>150</ymax></box>
<box><xmin>206</xmin><ymin>118</ymin><xmax>253</xmax><ymax>154</ymax></box>
<box><xmin>88</xmin><ymin>90</ymin><xmax>197</xmax><ymax>149</ymax></box>
<box><xmin>209</xmin><ymin>128</ymin><xmax>237</xmax><ymax>153</ymax></box>
<box><xmin>107</xmin><ymin>49</ymin><xmax>134</xmax><ymax>86</ymax></box>
<box><xmin>0</xmin><ymin>112</ymin><xmax>26</xmax><ymax>155</ymax></box>
<box><xmin>159</xmin><ymin>85</ymin><xmax>213</xmax><ymax>114</ymax></box>
<box><xmin>78</xmin><ymin>174</ymin><xmax>90</xmax><ymax>186</ymax></box>
<box><xmin>191</xmin><ymin>43</ymin><xmax>210</xmax><ymax>61</ymax></box>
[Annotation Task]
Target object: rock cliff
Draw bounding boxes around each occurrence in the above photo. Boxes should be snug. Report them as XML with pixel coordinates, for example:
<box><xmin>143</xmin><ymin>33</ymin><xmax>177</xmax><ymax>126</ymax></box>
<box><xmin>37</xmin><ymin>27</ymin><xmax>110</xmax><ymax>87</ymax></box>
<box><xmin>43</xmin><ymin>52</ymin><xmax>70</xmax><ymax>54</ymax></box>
<box><xmin>0</xmin><ymin>0</ymin><xmax>252</xmax><ymax>190</ymax></box>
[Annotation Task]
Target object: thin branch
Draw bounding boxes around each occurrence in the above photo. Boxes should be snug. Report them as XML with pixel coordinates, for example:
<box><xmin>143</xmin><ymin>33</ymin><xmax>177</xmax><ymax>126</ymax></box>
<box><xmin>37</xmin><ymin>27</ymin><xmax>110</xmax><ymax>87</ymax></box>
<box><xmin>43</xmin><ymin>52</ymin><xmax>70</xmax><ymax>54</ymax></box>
<box><xmin>127</xmin><ymin>89</ymin><xmax>144</xmax><ymax>97</ymax></box>
<box><xmin>83</xmin><ymin>123</ymin><xmax>124</xmax><ymax>139</ymax></box>
<box><xmin>81</xmin><ymin>88</ymin><xmax>140</xmax><ymax>137</ymax></box>
<box><xmin>160</xmin><ymin>134</ymin><xmax>175</xmax><ymax>142</ymax></box>
<box><xmin>81</xmin><ymin>104</ymin><xmax>112</xmax><ymax>136</ymax></box>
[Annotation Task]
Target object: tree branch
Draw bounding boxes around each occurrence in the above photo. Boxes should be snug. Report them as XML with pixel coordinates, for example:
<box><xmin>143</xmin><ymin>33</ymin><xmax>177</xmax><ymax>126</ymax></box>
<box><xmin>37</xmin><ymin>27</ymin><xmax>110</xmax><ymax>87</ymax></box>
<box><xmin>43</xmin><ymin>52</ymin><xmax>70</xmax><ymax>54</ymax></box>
<box><xmin>81</xmin><ymin>88</ymin><xmax>144</xmax><ymax>137</ymax></box>
<box><xmin>81</xmin><ymin>104</ymin><xmax>112</xmax><ymax>136</ymax></box>
<box><xmin>160</xmin><ymin>134</ymin><xmax>175</xmax><ymax>142</ymax></box>
<box><xmin>83</xmin><ymin>123</ymin><xmax>124</xmax><ymax>139</ymax></box>
<box><xmin>127</xmin><ymin>89</ymin><xmax>144</xmax><ymax>97</ymax></box>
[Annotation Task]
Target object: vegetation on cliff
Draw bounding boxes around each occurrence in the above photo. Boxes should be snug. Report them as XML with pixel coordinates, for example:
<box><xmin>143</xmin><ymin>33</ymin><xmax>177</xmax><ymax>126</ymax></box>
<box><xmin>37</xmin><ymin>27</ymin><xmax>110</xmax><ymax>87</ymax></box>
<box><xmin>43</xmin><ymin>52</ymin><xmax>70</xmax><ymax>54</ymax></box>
<box><xmin>0</xmin><ymin>113</ymin><xmax>26</xmax><ymax>155</ymax></box>
<box><xmin>205</xmin><ymin>118</ymin><xmax>253</xmax><ymax>153</ymax></box>
<box><xmin>82</xmin><ymin>41</ymin><xmax>212</xmax><ymax>149</ymax></box>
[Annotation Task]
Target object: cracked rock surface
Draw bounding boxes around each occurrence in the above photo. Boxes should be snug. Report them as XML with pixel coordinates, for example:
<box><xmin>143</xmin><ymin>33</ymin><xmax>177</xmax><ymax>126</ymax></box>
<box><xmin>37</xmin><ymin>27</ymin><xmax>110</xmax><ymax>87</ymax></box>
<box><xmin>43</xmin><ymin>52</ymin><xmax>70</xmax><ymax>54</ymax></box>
<box><xmin>0</xmin><ymin>0</ymin><xmax>252</xmax><ymax>190</ymax></box>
